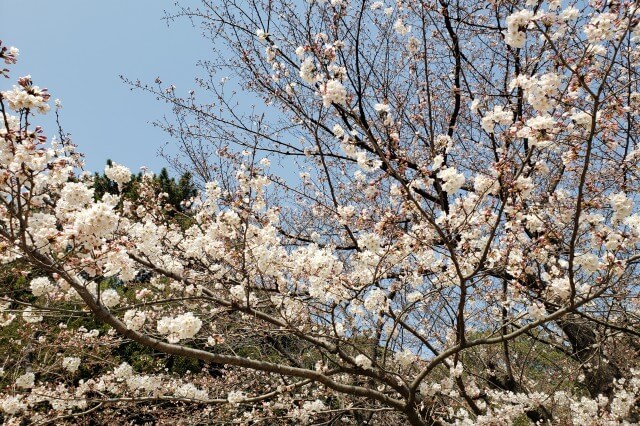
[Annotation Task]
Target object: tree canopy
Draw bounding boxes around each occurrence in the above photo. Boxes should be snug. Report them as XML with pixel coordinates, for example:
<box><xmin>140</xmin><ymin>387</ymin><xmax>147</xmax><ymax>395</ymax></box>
<box><xmin>1</xmin><ymin>0</ymin><xmax>640</xmax><ymax>424</ymax></box>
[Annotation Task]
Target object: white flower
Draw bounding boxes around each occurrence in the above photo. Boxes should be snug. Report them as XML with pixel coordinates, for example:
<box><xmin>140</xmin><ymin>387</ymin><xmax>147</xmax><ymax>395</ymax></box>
<box><xmin>528</xmin><ymin>303</ymin><xmax>547</xmax><ymax>320</ymax></box>
<box><xmin>511</xmin><ymin>73</ymin><xmax>562</xmax><ymax>112</ymax></box>
<box><xmin>229</xmin><ymin>284</ymin><xmax>246</xmax><ymax>301</ymax></box>
<box><xmin>124</xmin><ymin>309</ymin><xmax>146</xmax><ymax>331</ymax></box>
<box><xmin>30</xmin><ymin>276</ymin><xmax>54</xmax><ymax>297</ymax></box>
<box><xmin>561</xmin><ymin>6</ymin><xmax>580</xmax><ymax>21</ymax></box>
<box><xmin>450</xmin><ymin>362</ymin><xmax>463</xmax><ymax>378</ymax></box>
<box><xmin>610</xmin><ymin>192</ymin><xmax>632</xmax><ymax>223</ymax></box>
<box><xmin>321</xmin><ymin>79</ymin><xmax>348</xmax><ymax>107</ymax></box>
<box><xmin>57</xmin><ymin>182</ymin><xmax>94</xmax><ymax>214</ymax></box>
<box><xmin>126</xmin><ymin>374</ymin><xmax>162</xmax><ymax>393</ymax></box>
<box><xmin>584</xmin><ymin>13</ymin><xmax>617</xmax><ymax>43</ymax></box>
<box><xmin>437</xmin><ymin>166</ymin><xmax>465</xmax><ymax>193</ymax></box>
<box><xmin>73</xmin><ymin>202</ymin><xmax>119</xmax><ymax>247</ymax></box>
<box><xmin>514</xmin><ymin>175</ymin><xmax>534</xmax><ymax>198</ymax></box>
<box><xmin>1</xmin><ymin>395</ymin><xmax>26</xmax><ymax>414</ymax></box>
<box><xmin>481</xmin><ymin>105</ymin><xmax>512</xmax><ymax>133</ymax></box>
<box><xmin>364</xmin><ymin>288</ymin><xmax>388</xmax><ymax>312</ymax></box>
<box><xmin>435</xmin><ymin>134</ymin><xmax>453</xmax><ymax>151</ymax></box>
<box><xmin>256</xmin><ymin>29</ymin><xmax>268</xmax><ymax>42</ymax></box>
<box><xmin>302</xmin><ymin>399</ymin><xmax>326</xmax><ymax>413</ymax></box>
<box><xmin>299</xmin><ymin>57</ymin><xmax>317</xmax><ymax>84</ymax></box>
<box><xmin>175</xmin><ymin>383</ymin><xmax>209</xmax><ymax>401</ymax></box>
<box><xmin>15</xmin><ymin>372</ymin><xmax>35</xmax><ymax>389</ymax></box>
<box><xmin>524</xmin><ymin>214</ymin><xmax>544</xmax><ymax>233</ymax></box>
<box><xmin>393</xmin><ymin>18</ymin><xmax>411</xmax><ymax>36</ymax></box>
<box><xmin>337</xmin><ymin>205</ymin><xmax>356</xmax><ymax>223</ymax></box>
<box><xmin>550</xmin><ymin>277</ymin><xmax>571</xmax><ymax>299</ymax></box>
<box><xmin>114</xmin><ymin>362</ymin><xmax>134</xmax><ymax>379</ymax></box>
<box><xmin>407</xmin><ymin>36</ymin><xmax>420</xmax><ymax>53</ymax></box>
<box><xmin>419</xmin><ymin>381</ymin><xmax>441</xmax><ymax>398</ymax></box>
<box><xmin>2</xmin><ymin>82</ymin><xmax>50</xmax><ymax>113</ymax></box>
<box><xmin>22</xmin><ymin>306</ymin><xmax>43</xmax><ymax>323</ymax></box>
<box><xmin>101</xmin><ymin>288</ymin><xmax>120</xmax><ymax>308</ymax></box>
<box><xmin>432</xmin><ymin>155</ymin><xmax>444</xmax><ymax>171</ymax></box>
<box><xmin>228</xmin><ymin>390</ymin><xmax>246</xmax><ymax>405</ymax></box>
<box><xmin>624</xmin><ymin>215</ymin><xmax>640</xmax><ymax>238</ymax></box>
<box><xmin>62</xmin><ymin>357</ymin><xmax>81</xmax><ymax>373</ymax></box>
<box><xmin>575</xmin><ymin>253</ymin><xmax>600</xmax><ymax>274</ymax></box>
<box><xmin>474</xmin><ymin>174</ymin><xmax>499</xmax><ymax>195</ymax></box>
<box><xmin>504</xmin><ymin>9</ymin><xmax>534</xmax><ymax>48</ymax></box>
<box><xmin>571</xmin><ymin>110</ymin><xmax>592</xmax><ymax>128</ymax></box>
<box><xmin>0</xmin><ymin>313</ymin><xmax>15</xmax><ymax>327</ymax></box>
<box><xmin>394</xmin><ymin>349</ymin><xmax>415</xmax><ymax>368</ymax></box>
<box><xmin>374</xmin><ymin>103</ymin><xmax>391</xmax><ymax>113</ymax></box>
<box><xmin>157</xmin><ymin>312</ymin><xmax>202</xmax><ymax>343</ymax></box>
<box><xmin>105</xmin><ymin>162</ymin><xmax>131</xmax><ymax>189</ymax></box>
<box><xmin>370</xmin><ymin>1</ymin><xmax>383</xmax><ymax>10</ymax></box>
<box><xmin>355</xmin><ymin>354</ymin><xmax>372</xmax><ymax>369</ymax></box>
<box><xmin>525</xmin><ymin>114</ymin><xmax>555</xmax><ymax>131</ymax></box>
<box><xmin>470</xmin><ymin>98</ymin><xmax>480</xmax><ymax>113</ymax></box>
<box><xmin>265</xmin><ymin>45</ymin><xmax>277</xmax><ymax>63</ymax></box>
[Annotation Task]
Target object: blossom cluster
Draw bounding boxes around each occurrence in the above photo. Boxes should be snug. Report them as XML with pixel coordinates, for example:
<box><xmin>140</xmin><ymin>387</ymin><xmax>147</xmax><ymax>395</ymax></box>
<box><xmin>156</xmin><ymin>312</ymin><xmax>203</xmax><ymax>343</ymax></box>
<box><xmin>2</xmin><ymin>75</ymin><xmax>50</xmax><ymax>113</ymax></box>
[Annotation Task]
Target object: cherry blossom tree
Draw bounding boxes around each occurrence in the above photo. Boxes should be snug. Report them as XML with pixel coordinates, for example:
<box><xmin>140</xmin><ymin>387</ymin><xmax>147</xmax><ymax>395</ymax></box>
<box><xmin>2</xmin><ymin>0</ymin><xmax>640</xmax><ymax>423</ymax></box>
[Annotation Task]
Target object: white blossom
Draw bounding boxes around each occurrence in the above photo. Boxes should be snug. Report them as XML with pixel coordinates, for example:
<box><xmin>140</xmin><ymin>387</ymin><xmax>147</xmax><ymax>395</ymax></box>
<box><xmin>104</xmin><ymin>162</ymin><xmax>131</xmax><ymax>191</ymax></box>
<box><xmin>227</xmin><ymin>390</ymin><xmax>246</xmax><ymax>405</ymax></box>
<box><xmin>610</xmin><ymin>192</ymin><xmax>632</xmax><ymax>223</ymax></box>
<box><xmin>175</xmin><ymin>383</ymin><xmax>209</xmax><ymax>401</ymax></box>
<box><xmin>1</xmin><ymin>396</ymin><xmax>26</xmax><ymax>414</ymax></box>
<box><xmin>255</xmin><ymin>29</ymin><xmax>268</xmax><ymax>42</ymax></box>
<box><xmin>114</xmin><ymin>362</ymin><xmax>134</xmax><ymax>379</ymax></box>
<box><xmin>15</xmin><ymin>372</ymin><xmax>35</xmax><ymax>389</ymax></box>
<box><xmin>374</xmin><ymin>103</ymin><xmax>391</xmax><ymax>113</ymax></box>
<box><xmin>157</xmin><ymin>312</ymin><xmax>203</xmax><ymax>343</ymax></box>
<box><xmin>22</xmin><ymin>306</ymin><xmax>43</xmax><ymax>323</ymax></box>
<box><xmin>123</xmin><ymin>310</ymin><xmax>146</xmax><ymax>331</ymax></box>
<box><xmin>393</xmin><ymin>18</ymin><xmax>411</xmax><ymax>36</ymax></box>
<box><xmin>437</xmin><ymin>166</ymin><xmax>466</xmax><ymax>193</ymax></box>
<box><xmin>62</xmin><ymin>357</ymin><xmax>81</xmax><ymax>373</ymax></box>
<box><xmin>394</xmin><ymin>349</ymin><xmax>415</xmax><ymax>368</ymax></box>
<box><xmin>2</xmin><ymin>82</ymin><xmax>50</xmax><ymax>113</ymax></box>
<box><xmin>528</xmin><ymin>303</ymin><xmax>547</xmax><ymax>320</ymax></box>
<box><xmin>72</xmin><ymin>202</ymin><xmax>119</xmax><ymax>247</ymax></box>
<box><xmin>550</xmin><ymin>277</ymin><xmax>571</xmax><ymax>299</ymax></box>
<box><xmin>320</xmin><ymin>79</ymin><xmax>347</xmax><ymax>107</ymax></box>
<box><xmin>97</xmin><ymin>289</ymin><xmax>119</xmax><ymax>309</ymax></box>
<box><xmin>355</xmin><ymin>354</ymin><xmax>372</xmax><ymax>369</ymax></box>
<box><xmin>481</xmin><ymin>105</ymin><xmax>512</xmax><ymax>133</ymax></box>
<box><xmin>504</xmin><ymin>9</ymin><xmax>534</xmax><ymax>48</ymax></box>
<box><xmin>299</xmin><ymin>57</ymin><xmax>317</xmax><ymax>84</ymax></box>
<box><xmin>30</xmin><ymin>277</ymin><xmax>54</xmax><ymax>297</ymax></box>
<box><xmin>364</xmin><ymin>288</ymin><xmax>388</xmax><ymax>312</ymax></box>
<box><xmin>584</xmin><ymin>13</ymin><xmax>618</xmax><ymax>43</ymax></box>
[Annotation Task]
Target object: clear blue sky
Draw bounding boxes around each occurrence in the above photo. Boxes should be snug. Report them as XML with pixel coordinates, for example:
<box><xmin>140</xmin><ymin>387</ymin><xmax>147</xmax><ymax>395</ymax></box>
<box><xmin>0</xmin><ymin>0</ymin><xmax>205</xmax><ymax>174</ymax></box>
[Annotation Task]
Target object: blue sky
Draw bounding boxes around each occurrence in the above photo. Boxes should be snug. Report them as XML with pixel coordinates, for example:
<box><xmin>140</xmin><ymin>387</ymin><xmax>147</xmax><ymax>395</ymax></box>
<box><xmin>0</xmin><ymin>0</ymin><xmax>206</xmax><ymax>174</ymax></box>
